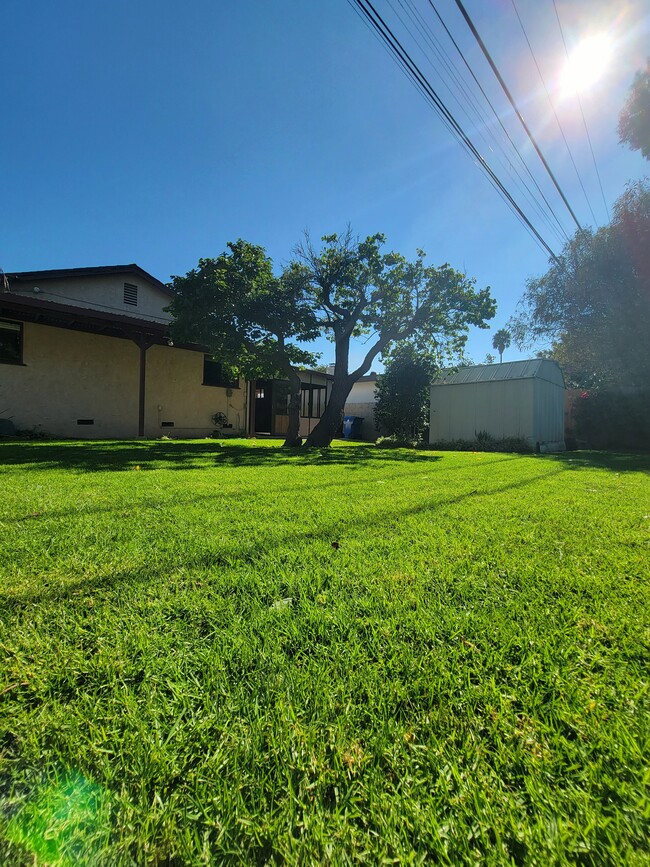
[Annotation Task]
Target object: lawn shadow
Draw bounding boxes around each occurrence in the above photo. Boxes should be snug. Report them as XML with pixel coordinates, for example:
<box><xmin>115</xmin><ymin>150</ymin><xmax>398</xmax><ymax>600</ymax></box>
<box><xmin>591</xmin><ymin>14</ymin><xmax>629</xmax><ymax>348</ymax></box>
<box><xmin>543</xmin><ymin>450</ymin><xmax>650</xmax><ymax>474</ymax></box>
<box><xmin>0</xmin><ymin>440</ymin><xmax>442</xmax><ymax>473</ymax></box>
<box><xmin>2</xmin><ymin>463</ymin><xmax>566</xmax><ymax>609</ymax></box>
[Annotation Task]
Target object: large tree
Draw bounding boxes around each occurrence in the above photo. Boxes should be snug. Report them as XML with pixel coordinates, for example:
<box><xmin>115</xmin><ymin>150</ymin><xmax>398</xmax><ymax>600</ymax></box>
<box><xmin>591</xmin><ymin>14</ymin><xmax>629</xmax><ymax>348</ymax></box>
<box><xmin>167</xmin><ymin>240</ymin><xmax>319</xmax><ymax>447</ymax></box>
<box><xmin>618</xmin><ymin>60</ymin><xmax>650</xmax><ymax>160</ymax></box>
<box><xmin>508</xmin><ymin>181</ymin><xmax>650</xmax><ymax>389</ymax></box>
<box><xmin>289</xmin><ymin>230</ymin><xmax>496</xmax><ymax>446</ymax></box>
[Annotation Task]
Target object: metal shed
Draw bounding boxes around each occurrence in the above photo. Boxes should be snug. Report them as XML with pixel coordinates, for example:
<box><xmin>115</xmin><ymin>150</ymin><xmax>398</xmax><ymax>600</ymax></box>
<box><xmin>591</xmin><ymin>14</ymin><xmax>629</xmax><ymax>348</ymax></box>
<box><xmin>429</xmin><ymin>359</ymin><xmax>565</xmax><ymax>451</ymax></box>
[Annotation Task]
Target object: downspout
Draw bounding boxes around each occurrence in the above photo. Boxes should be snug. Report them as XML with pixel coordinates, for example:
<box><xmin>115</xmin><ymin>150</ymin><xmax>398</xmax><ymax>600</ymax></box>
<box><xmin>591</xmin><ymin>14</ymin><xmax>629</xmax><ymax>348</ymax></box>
<box><xmin>133</xmin><ymin>332</ymin><xmax>154</xmax><ymax>438</ymax></box>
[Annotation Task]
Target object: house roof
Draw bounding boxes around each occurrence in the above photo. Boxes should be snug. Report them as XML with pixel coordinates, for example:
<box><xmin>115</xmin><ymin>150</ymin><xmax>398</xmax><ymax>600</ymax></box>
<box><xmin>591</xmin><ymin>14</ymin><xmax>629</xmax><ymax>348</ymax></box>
<box><xmin>434</xmin><ymin>359</ymin><xmax>565</xmax><ymax>388</ymax></box>
<box><xmin>0</xmin><ymin>292</ymin><xmax>203</xmax><ymax>351</ymax></box>
<box><xmin>6</xmin><ymin>264</ymin><xmax>173</xmax><ymax>296</ymax></box>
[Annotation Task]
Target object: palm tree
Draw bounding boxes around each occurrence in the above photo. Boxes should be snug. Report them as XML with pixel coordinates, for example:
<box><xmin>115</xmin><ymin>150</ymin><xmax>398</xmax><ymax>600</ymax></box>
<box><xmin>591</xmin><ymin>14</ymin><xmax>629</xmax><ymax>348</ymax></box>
<box><xmin>492</xmin><ymin>328</ymin><xmax>511</xmax><ymax>363</ymax></box>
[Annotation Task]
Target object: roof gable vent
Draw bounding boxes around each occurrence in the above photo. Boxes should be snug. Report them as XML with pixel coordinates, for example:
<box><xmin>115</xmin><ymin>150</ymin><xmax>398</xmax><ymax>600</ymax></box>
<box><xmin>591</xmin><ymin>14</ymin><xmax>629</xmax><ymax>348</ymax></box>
<box><xmin>123</xmin><ymin>282</ymin><xmax>138</xmax><ymax>306</ymax></box>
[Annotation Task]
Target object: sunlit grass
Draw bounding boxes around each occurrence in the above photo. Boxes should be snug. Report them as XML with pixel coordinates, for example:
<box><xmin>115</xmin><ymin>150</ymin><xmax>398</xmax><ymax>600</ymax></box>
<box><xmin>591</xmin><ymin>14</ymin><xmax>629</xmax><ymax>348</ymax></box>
<box><xmin>1</xmin><ymin>439</ymin><xmax>648</xmax><ymax>864</ymax></box>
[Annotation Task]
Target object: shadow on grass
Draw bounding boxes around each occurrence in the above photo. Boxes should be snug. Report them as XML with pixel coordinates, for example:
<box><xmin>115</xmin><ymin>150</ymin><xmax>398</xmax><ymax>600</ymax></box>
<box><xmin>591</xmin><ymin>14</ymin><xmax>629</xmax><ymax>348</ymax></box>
<box><xmin>0</xmin><ymin>440</ymin><xmax>446</xmax><ymax>473</ymax></box>
<box><xmin>543</xmin><ymin>451</ymin><xmax>650</xmax><ymax>474</ymax></box>
<box><xmin>1</xmin><ymin>464</ymin><xmax>567</xmax><ymax>609</ymax></box>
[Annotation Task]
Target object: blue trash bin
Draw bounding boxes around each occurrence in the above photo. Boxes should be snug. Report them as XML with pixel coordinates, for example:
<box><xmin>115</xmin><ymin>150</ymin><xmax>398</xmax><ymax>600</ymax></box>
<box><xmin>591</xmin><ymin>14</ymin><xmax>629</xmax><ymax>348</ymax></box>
<box><xmin>343</xmin><ymin>415</ymin><xmax>363</xmax><ymax>439</ymax></box>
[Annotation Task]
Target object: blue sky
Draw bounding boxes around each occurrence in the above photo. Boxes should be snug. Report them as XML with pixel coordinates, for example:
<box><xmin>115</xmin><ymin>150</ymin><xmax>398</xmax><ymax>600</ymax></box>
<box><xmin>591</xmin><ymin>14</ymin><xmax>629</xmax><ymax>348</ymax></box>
<box><xmin>2</xmin><ymin>0</ymin><xmax>647</xmax><ymax>369</ymax></box>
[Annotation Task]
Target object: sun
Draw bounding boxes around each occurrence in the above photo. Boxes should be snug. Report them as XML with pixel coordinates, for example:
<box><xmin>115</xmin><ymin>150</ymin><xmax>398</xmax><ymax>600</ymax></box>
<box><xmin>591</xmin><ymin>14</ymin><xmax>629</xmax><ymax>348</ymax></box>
<box><xmin>560</xmin><ymin>34</ymin><xmax>613</xmax><ymax>97</ymax></box>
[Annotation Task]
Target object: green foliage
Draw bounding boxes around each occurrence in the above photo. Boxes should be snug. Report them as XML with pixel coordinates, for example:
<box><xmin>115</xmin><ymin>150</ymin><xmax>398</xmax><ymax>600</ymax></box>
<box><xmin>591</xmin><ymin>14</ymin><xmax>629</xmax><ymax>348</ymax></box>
<box><xmin>292</xmin><ymin>229</ymin><xmax>496</xmax><ymax>445</ymax></box>
<box><xmin>166</xmin><ymin>239</ymin><xmax>320</xmax><ymax>380</ymax></box>
<box><xmin>167</xmin><ymin>240</ymin><xmax>321</xmax><ymax>445</ymax></box>
<box><xmin>430</xmin><ymin>435</ymin><xmax>533</xmax><ymax>453</ymax></box>
<box><xmin>509</xmin><ymin>181</ymin><xmax>650</xmax><ymax>389</ymax></box>
<box><xmin>571</xmin><ymin>389</ymin><xmax>650</xmax><ymax>450</ymax></box>
<box><xmin>1</xmin><ymin>440</ymin><xmax>648</xmax><ymax>863</ymax></box>
<box><xmin>373</xmin><ymin>345</ymin><xmax>435</xmax><ymax>441</ymax></box>
<box><xmin>491</xmin><ymin>328</ymin><xmax>511</xmax><ymax>363</ymax></box>
<box><xmin>618</xmin><ymin>60</ymin><xmax>650</xmax><ymax>159</ymax></box>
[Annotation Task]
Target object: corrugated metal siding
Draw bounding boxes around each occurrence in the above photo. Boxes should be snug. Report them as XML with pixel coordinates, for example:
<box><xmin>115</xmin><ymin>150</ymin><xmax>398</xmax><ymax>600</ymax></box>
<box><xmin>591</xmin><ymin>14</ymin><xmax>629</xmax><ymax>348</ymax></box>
<box><xmin>435</xmin><ymin>359</ymin><xmax>564</xmax><ymax>387</ymax></box>
<box><xmin>430</xmin><ymin>362</ymin><xmax>565</xmax><ymax>449</ymax></box>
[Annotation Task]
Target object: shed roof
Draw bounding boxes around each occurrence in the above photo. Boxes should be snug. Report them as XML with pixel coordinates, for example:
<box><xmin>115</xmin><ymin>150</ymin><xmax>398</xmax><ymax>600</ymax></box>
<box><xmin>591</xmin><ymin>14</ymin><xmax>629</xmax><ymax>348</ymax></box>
<box><xmin>434</xmin><ymin>359</ymin><xmax>565</xmax><ymax>388</ymax></box>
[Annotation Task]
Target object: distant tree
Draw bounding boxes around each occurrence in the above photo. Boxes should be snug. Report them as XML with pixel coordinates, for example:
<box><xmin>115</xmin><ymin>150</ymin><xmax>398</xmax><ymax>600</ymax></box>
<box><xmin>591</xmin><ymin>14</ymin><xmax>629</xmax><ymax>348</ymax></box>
<box><xmin>289</xmin><ymin>230</ymin><xmax>496</xmax><ymax>446</ymax></box>
<box><xmin>618</xmin><ymin>60</ymin><xmax>650</xmax><ymax>159</ymax></box>
<box><xmin>167</xmin><ymin>241</ymin><xmax>319</xmax><ymax>447</ymax></box>
<box><xmin>483</xmin><ymin>352</ymin><xmax>497</xmax><ymax>365</ymax></box>
<box><xmin>508</xmin><ymin>181</ymin><xmax>650</xmax><ymax>389</ymax></box>
<box><xmin>491</xmin><ymin>329</ymin><xmax>511</xmax><ymax>363</ymax></box>
<box><xmin>374</xmin><ymin>345</ymin><xmax>438</xmax><ymax>442</ymax></box>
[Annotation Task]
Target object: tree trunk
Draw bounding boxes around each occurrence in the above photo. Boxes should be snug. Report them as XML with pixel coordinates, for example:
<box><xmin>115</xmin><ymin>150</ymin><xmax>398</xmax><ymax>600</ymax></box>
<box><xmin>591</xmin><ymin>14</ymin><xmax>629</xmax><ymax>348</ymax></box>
<box><xmin>282</xmin><ymin>366</ymin><xmax>303</xmax><ymax>447</ymax></box>
<box><xmin>304</xmin><ymin>375</ymin><xmax>351</xmax><ymax>447</ymax></box>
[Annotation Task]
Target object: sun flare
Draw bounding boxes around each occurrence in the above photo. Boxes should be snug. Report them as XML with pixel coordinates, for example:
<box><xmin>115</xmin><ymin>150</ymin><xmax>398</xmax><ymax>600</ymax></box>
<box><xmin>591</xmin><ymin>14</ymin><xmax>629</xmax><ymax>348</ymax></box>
<box><xmin>560</xmin><ymin>34</ymin><xmax>613</xmax><ymax>96</ymax></box>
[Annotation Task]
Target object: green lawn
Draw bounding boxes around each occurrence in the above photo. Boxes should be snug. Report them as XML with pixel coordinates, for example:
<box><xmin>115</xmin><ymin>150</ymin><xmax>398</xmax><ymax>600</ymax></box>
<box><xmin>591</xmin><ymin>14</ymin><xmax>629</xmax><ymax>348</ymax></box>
<box><xmin>0</xmin><ymin>439</ymin><xmax>648</xmax><ymax>865</ymax></box>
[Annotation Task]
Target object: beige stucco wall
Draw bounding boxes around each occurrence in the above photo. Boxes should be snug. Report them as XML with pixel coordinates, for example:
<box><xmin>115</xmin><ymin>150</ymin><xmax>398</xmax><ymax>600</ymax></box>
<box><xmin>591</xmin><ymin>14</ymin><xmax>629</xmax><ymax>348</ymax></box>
<box><xmin>145</xmin><ymin>345</ymin><xmax>247</xmax><ymax>438</ymax></box>
<box><xmin>9</xmin><ymin>274</ymin><xmax>171</xmax><ymax>324</ymax></box>
<box><xmin>1</xmin><ymin>322</ymin><xmax>140</xmax><ymax>438</ymax></box>
<box><xmin>348</xmin><ymin>379</ymin><xmax>376</xmax><ymax>403</ymax></box>
<box><xmin>0</xmin><ymin>322</ymin><xmax>247</xmax><ymax>439</ymax></box>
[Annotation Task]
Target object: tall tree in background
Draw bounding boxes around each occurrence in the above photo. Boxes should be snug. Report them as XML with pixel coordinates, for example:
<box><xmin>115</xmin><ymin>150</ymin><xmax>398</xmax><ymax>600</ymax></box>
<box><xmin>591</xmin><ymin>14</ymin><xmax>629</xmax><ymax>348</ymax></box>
<box><xmin>508</xmin><ymin>181</ymin><xmax>650</xmax><ymax>388</ymax></box>
<box><xmin>491</xmin><ymin>328</ymin><xmax>511</xmax><ymax>363</ymax></box>
<box><xmin>373</xmin><ymin>345</ymin><xmax>437</xmax><ymax>442</ymax></box>
<box><xmin>167</xmin><ymin>241</ymin><xmax>319</xmax><ymax>447</ymax></box>
<box><xmin>289</xmin><ymin>230</ymin><xmax>495</xmax><ymax>447</ymax></box>
<box><xmin>619</xmin><ymin>60</ymin><xmax>650</xmax><ymax>160</ymax></box>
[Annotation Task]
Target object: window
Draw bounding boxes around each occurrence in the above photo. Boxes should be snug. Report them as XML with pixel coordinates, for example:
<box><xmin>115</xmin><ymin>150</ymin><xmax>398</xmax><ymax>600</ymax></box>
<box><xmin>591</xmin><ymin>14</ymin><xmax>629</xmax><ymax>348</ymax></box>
<box><xmin>301</xmin><ymin>384</ymin><xmax>326</xmax><ymax>418</ymax></box>
<box><xmin>0</xmin><ymin>319</ymin><xmax>22</xmax><ymax>364</ymax></box>
<box><xmin>203</xmin><ymin>356</ymin><xmax>238</xmax><ymax>388</ymax></box>
<box><xmin>123</xmin><ymin>282</ymin><xmax>138</xmax><ymax>306</ymax></box>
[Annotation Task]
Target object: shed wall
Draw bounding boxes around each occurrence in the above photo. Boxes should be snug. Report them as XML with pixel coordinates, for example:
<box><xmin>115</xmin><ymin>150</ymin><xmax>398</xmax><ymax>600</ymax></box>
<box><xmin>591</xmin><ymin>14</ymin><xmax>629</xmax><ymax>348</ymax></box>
<box><xmin>429</xmin><ymin>379</ymin><xmax>534</xmax><ymax>443</ymax></box>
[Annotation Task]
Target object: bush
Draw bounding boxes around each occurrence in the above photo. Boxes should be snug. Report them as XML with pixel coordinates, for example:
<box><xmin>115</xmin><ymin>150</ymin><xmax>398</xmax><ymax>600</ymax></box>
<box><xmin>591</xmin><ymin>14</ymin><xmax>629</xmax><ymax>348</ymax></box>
<box><xmin>572</xmin><ymin>389</ymin><xmax>650</xmax><ymax>450</ymax></box>
<box><xmin>429</xmin><ymin>436</ymin><xmax>533</xmax><ymax>453</ymax></box>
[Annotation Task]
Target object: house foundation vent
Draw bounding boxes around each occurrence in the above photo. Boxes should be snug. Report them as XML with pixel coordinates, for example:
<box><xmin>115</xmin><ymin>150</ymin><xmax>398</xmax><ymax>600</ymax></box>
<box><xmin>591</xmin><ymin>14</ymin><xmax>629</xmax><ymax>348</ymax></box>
<box><xmin>77</xmin><ymin>419</ymin><xmax>94</xmax><ymax>425</ymax></box>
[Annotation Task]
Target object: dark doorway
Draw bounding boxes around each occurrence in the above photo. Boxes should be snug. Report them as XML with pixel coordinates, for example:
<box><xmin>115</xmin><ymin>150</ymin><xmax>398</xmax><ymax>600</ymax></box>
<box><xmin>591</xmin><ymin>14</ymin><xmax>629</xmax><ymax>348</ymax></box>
<box><xmin>254</xmin><ymin>380</ymin><xmax>273</xmax><ymax>433</ymax></box>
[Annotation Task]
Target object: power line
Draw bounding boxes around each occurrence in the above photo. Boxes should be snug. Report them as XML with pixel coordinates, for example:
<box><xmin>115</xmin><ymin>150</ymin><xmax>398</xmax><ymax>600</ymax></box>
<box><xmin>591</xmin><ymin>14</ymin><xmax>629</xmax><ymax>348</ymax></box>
<box><xmin>452</xmin><ymin>0</ymin><xmax>583</xmax><ymax>233</ymax></box>
<box><xmin>552</xmin><ymin>0</ymin><xmax>611</xmax><ymax>222</ymax></box>
<box><xmin>511</xmin><ymin>0</ymin><xmax>598</xmax><ymax>226</ymax></box>
<box><xmin>351</xmin><ymin>0</ymin><xmax>560</xmax><ymax>260</ymax></box>
<box><xmin>395</xmin><ymin>0</ymin><xmax>568</xmax><ymax>245</ymax></box>
<box><xmin>410</xmin><ymin>0</ymin><xmax>569</xmax><ymax>241</ymax></box>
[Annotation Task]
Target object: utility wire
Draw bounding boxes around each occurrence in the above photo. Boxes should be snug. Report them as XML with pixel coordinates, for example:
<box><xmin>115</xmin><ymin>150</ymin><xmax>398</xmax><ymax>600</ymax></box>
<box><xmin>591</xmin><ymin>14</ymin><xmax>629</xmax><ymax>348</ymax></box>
<box><xmin>395</xmin><ymin>0</ymin><xmax>568</xmax><ymax>245</ymax></box>
<box><xmin>511</xmin><ymin>0</ymin><xmax>599</xmax><ymax>226</ymax></box>
<box><xmin>453</xmin><ymin>0</ymin><xmax>583</xmax><ymax>232</ymax></box>
<box><xmin>351</xmin><ymin>0</ymin><xmax>559</xmax><ymax>260</ymax></box>
<box><xmin>426</xmin><ymin>0</ymin><xmax>570</xmax><ymax>244</ymax></box>
<box><xmin>552</xmin><ymin>0</ymin><xmax>611</xmax><ymax>222</ymax></box>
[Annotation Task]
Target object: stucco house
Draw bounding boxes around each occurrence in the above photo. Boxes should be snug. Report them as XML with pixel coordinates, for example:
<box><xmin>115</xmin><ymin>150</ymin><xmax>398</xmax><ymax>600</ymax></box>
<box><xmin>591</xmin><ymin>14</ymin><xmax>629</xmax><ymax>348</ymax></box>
<box><xmin>1</xmin><ymin>265</ymin><xmax>248</xmax><ymax>439</ymax></box>
<box><xmin>1</xmin><ymin>265</ymin><xmax>337</xmax><ymax>440</ymax></box>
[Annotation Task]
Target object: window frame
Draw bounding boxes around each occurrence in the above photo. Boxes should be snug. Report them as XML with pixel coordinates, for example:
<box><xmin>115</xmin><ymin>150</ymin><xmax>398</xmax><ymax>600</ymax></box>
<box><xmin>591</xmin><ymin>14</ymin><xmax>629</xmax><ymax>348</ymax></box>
<box><xmin>300</xmin><ymin>383</ymin><xmax>326</xmax><ymax>418</ymax></box>
<box><xmin>202</xmin><ymin>355</ymin><xmax>239</xmax><ymax>389</ymax></box>
<box><xmin>0</xmin><ymin>318</ymin><xmax>24</xmax><ymax>366</ymax></box>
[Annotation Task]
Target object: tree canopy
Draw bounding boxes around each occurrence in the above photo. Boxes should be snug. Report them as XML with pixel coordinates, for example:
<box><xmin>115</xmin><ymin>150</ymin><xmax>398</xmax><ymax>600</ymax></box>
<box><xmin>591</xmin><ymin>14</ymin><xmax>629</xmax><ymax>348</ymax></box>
<box><xmin>373</xmin><ymin>345</ymin><xmax>437</xmax><ymax>443</ymax></box>
<box><xmin>508</xmin><ymin>181</ymin><xmax>650</xmax><ymax>389</ymax></box>
<box><xmin>618</xmin><ymin>60</ymin><xmax>650</xmax><ymax>160</ymax></box>
<box><xmin>491</xmin><ymin>329</ymin><xmax>511</xmax><ymax>364</ymax></box>
<box><xmin>166</xmin><ymin>240</ymin><xmax>319</xmax><ymax>446</ymax></box>
<box><xmin>289</xmin><ymin>230</ymin><xmax>496</xmax><ymax>446</ymax></box>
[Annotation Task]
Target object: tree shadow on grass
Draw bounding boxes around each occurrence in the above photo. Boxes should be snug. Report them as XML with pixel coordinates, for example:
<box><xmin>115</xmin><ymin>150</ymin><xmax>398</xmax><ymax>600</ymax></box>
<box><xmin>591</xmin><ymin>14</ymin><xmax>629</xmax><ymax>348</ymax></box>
<box><xmin>543</xmin><ymin>451</ymin><xmax>650</xmax><ymax>474</ymax></box>
<box><xmin>0</xmin><ymin>440</ymin><xmax>444</xmax><ymax>473</ymax></box>
<box><xmin>1</xmin><ymin>464</ymin><xmax>567</xmax><ymax>610</ymax></box>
